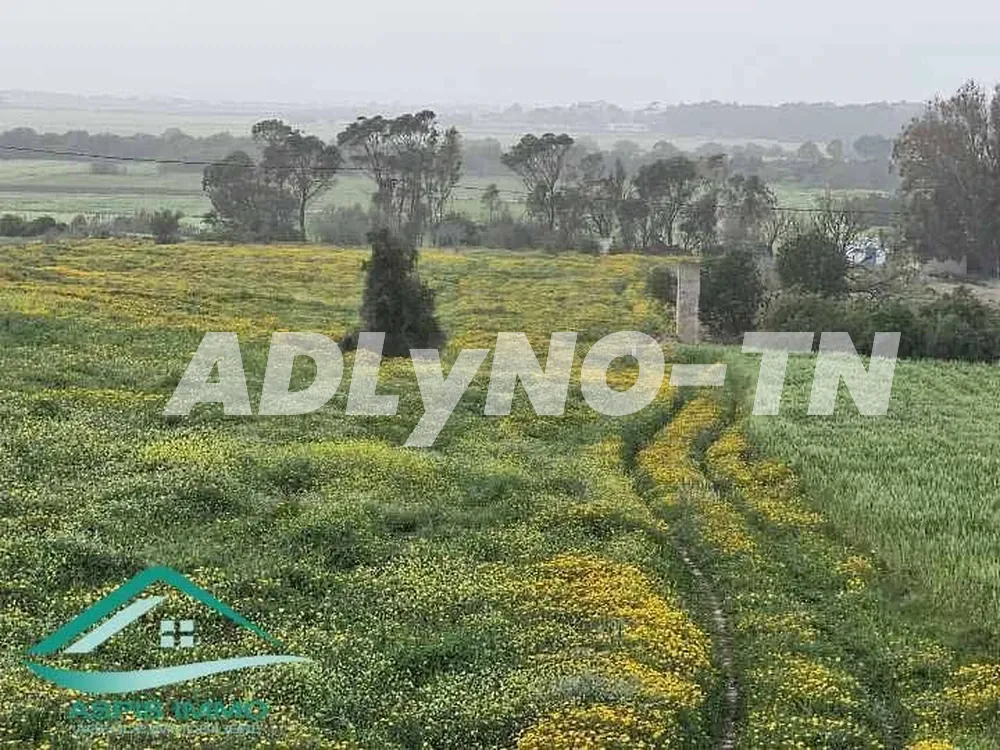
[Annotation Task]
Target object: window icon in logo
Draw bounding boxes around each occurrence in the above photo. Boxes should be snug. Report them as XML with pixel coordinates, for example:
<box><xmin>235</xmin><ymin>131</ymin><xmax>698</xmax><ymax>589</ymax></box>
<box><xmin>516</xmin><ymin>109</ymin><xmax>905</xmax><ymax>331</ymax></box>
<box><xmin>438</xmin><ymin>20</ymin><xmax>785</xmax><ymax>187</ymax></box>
<box><xmin>159</xmin><ymin>619</ymin><xmax>196</xmax><ymax>649</ymax></box>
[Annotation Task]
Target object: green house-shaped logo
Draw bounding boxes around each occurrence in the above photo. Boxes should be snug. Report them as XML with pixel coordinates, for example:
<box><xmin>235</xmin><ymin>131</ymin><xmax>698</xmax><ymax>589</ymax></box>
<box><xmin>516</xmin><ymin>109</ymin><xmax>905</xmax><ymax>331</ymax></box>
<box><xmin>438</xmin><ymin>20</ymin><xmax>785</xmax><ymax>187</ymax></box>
<box><xmin>25</xmin><ymin>566</ymin><xmax>309</xmax><ymax>694</ymax></box>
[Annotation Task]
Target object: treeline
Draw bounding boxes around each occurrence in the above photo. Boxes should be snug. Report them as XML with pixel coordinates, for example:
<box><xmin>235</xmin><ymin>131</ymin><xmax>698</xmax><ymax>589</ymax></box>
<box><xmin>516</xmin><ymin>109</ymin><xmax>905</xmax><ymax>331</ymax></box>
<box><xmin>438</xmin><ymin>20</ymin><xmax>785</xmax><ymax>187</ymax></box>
<box><xmin>463</xmin><ymin>135</ymin><xmax>897</xmax><ymax>190</ymax></box>
<box><xmin>688</xmin><ymin>204</ymin><xmax>1000</xmax><ymax>363</ymax></box>
<box><xmin>727</xmin><ymin>77</ymin><xmax>1000</xmax><ymax>362</ymax></box>
<box><xmin>0</xmin><ymin>214</ymin><xmax>66</xmax><ymax>237</ymax></box>
<box><xmin>0</xmin><ymin>126</ymin><xmax>897</xmax><ymax>190</ymax></box>
<box><xmin>0</xmin><ymin>112</ymin><xmax>893</xmax><ymax>253</ymax></box>
<box><xmin>200</xmin><ymin>113</ymin><xmax>461</xmax><ymax>243</ymax></box>
<box><xmin>193</xmin><ymin>110</ymin><xmax>891</xmax><ymax>255</ymax></box>
<box><xmin>197</xmin><ymin>112</ymin><xmax>893</xmax><ymax>251</ymax></box>
<box><xmin>0</xmin><ymin>127</ymin><xmax>255</xmax><ymax>171</ymax></box>
<box><xmin>0</xmin><ymin>211</ymin><xmax>178</xmax><ymax>241</ymax></box>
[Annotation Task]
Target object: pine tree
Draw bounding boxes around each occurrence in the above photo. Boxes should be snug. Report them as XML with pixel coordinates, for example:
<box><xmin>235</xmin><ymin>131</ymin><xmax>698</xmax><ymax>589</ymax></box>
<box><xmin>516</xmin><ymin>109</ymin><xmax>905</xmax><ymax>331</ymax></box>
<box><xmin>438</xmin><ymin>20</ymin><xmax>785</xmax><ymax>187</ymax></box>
<box><xmin>359</xmin><ymin>230</ymin><xmax>444</xmax><ymax>357</ymax></box>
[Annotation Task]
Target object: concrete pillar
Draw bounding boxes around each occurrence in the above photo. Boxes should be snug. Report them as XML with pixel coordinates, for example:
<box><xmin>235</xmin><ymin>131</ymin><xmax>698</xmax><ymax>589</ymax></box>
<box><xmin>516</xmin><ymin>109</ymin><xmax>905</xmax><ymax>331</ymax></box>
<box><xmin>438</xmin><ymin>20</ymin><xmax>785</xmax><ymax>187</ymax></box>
<box><xmin>676</xmin><ymin>261</ymin><xmax>700</xmax><ymax>344</ymax></box>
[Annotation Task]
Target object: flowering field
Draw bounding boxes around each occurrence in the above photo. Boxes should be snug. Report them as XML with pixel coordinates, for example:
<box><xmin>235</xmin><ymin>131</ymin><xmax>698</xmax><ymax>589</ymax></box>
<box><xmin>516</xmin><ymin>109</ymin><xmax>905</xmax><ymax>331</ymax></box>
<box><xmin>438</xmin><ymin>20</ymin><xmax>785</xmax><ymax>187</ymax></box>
<box><xmin>0</xmin><ymin>240</ymin><xmax>998</xmax><ymax>747</ymax></box>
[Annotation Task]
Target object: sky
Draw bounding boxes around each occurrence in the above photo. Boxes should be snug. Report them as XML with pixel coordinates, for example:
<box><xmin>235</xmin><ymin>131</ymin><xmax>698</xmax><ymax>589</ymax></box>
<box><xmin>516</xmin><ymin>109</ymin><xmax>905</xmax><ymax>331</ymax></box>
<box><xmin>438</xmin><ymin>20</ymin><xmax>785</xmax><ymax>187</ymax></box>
<box><xmin>3</xmin><ymin>1</ymin><xmax>999</xmax><ymax>107</ymax></box>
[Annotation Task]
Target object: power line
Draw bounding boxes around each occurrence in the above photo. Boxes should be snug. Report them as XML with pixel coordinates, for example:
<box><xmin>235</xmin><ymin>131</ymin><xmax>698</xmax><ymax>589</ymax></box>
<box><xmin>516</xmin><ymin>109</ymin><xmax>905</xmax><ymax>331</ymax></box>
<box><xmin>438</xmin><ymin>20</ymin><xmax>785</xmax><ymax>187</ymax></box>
<box><xmin>0</xmin><ymin>144</ymin><xmax>902</xmax><ymax>214</ymax></box>
<box><xmin>708</xmin><ymin>204</ymin><xmax>900</xmax><ymax>217</ymax></box>
<box><xmin>0</xmin><ymin>145</ymin><xmax>528</xmax><ymax>198</ymax></box>
<box><xmin>0</xmin><ymin>145</ymin><xmax>366</xmax><ymax>172</ymax></box>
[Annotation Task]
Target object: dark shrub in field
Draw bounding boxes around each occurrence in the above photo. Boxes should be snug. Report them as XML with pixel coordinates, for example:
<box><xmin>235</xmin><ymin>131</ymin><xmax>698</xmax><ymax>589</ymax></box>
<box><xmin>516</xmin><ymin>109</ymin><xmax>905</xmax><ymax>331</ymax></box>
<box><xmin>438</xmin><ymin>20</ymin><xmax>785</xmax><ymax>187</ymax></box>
<box><xmin>0</xmin><ymin>214</ymin><xmax>66</xmax><ymax>237</ymax></box>
<box><xmin>699</xmin><ymin>247</ymin><xmax>765</xmax><ymax>339</ymax></box>
<box><xmin>311</xmin><ymin>203</ymin><xmax>373</xmax><ymax>246</ymax></box>
<box><xmin>261</xmin><ymin>455</ymin><xmax>320</xmax><ymax>494</ymax></box>
<box><xmin>150</xmin><ymin>209</ymin><xmax>183</xmax><ymax>244</ymax></box>
<box><xmin>921</xmin><ymin>287</ymin><xmax>1000</xmax><ymax>362</ymax></box>
<box><xmin>284</xmin><ymin>509</ymin><xmax>379</xmax><ymax>570</ymax></box>
<box><xmin>357</xmin><ymin>229</ymin><xmax>444</xmax><ymax>357</ymax></box>
<box><xmin>763</xmin><ymin>287</ymin><xmax>1000</xmax><ymax>362</ymax></box>
<box><xmin>776</xmin><ymin>229</ymin><xmax>849</xmax><ymax>295</ymax></box>
<box><xmin>645</xmin><ymin>264</ymin><xmax>677</xmax><ymax>306</ymax></box>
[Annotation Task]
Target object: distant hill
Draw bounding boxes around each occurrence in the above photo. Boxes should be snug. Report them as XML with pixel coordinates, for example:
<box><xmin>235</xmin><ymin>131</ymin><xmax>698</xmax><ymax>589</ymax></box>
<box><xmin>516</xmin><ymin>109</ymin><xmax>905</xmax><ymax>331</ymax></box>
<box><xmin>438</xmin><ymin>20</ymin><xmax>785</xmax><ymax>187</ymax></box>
<box><xmin>0</xmin><ymin>91</ymin><xmax>926</xmax><ymax>144</ymax></box>
<box><xmin>456</xmin><ymin>101</ymin><xmax>926</xmax><ymax>143</ymax></box>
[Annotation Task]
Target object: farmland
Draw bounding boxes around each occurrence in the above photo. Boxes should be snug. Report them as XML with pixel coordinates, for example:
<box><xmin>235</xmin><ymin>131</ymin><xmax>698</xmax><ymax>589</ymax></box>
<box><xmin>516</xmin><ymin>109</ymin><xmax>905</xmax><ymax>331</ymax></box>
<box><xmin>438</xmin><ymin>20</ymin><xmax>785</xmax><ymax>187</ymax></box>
<box><xmin>745</xmin><ymin>354</ymin><xmax>1000</xmax><ymax>650</ymax></box>
<box><xmin>0</xmin><ymin>158</ymin><xmax>871</xmax><ymax>231</ymax></box>
<box><xmin>1</xmin><ymin>240</ymin><xmax>1000</xmax><ymax>747</ymax></box>
<box><xmin>0</xmin><ymin>160</ymin><xmax>528</xmax><ymax>225</ymax></box>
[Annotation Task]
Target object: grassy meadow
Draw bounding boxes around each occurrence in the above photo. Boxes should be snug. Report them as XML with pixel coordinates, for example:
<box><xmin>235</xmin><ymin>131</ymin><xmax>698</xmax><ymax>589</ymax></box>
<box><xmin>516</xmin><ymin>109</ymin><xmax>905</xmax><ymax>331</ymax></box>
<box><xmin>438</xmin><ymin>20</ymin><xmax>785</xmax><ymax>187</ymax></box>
<box><xmin>745</xmin><ymin>355</ymin><xmax>1000</xmax><ymax>650</ymax></box>
<box><xmin>0</xmin><ymin>159</ymin><xmax>860</xmax><ymax>230</ymax></box>
<box><xmin>1</xmin><ymin>240</ymin><xmax>1000</xmax><ymax>747</ymax></box>
<box><xmin>0</xmin><ymin>160</ymin><xmax>526</xmax><ymax>224</ymax></box>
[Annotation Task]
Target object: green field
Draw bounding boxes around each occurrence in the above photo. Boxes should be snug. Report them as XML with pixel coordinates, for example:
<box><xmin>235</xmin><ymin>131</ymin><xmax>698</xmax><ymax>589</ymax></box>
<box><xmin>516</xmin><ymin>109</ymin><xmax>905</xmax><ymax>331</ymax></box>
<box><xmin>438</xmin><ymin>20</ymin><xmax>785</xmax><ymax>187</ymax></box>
<box><xmin>1</xmin><ymin>240</ymin><xmax>998</xmax><ymax>748</ymax></box>
<box><xmin>747</xmin><ymin>355</ymin><xmax>1000</xmax><ymax>648</ymax></box>
<box><xmin>0</xmin><ymin>160</ymin><xmax>527</xmax><ymax>225</ymax></box>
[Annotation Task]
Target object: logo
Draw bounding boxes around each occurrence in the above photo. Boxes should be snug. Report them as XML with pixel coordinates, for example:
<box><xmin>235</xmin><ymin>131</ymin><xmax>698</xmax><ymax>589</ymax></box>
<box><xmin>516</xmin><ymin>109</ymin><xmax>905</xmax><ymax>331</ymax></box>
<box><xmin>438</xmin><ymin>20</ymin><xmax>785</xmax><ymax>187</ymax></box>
<box><xmin>25</xmin><ymin>566</ymin><xmax>309</xmax><ymax>695</ymax></box>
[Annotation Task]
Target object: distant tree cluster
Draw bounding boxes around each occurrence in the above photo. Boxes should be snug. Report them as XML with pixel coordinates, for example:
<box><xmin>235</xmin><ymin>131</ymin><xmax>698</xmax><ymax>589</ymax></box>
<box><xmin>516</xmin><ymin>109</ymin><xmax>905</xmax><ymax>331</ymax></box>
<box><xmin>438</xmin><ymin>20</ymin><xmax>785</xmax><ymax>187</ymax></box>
<box><xmin>1</xmin><ymin>126</ymin><xmax>898</xmax><ymax>197</ymax></box>
<box><xmin>501</xmin><ymin>133</ymin><xmax>574</xmax><ymax>231</ymax></box>
<box><xmin>203</xmin><ymin>112</ymin><xmax>461</xmax><ymax>244</ymax></box>
<box><xmin>464</xmin><ymin>134</ymin><xmax>897</xmax><ymax>191</ymax></box>
<box><xmin>202</xmin><ymin>120</ymin><xmax>340</xmax><ymax>242</ymax></box>
<box><xmin>202</xmin><ymin>151</ymin><xmax>299</xmax><ymax>242</ymax></box>
<box><xmin>0</xmin><ymin>127</ymin><xmax>255</xmax><ymax>171</ymax></box>
<box><xmin>0</xmin><ymin>210</ymin><xmax>194</xmax><ymax>243</ymax></box>
<box><xmin>0</xmin><ymin>214</ymin><xmax>66</xmax><ymax>237</ymax></box>
<box><xmin>500</xmin><ymin>132</ymin><xmax>790</xmax><ymax>253</ymax></box>
<box><xmin>304</xmin><ymin>123</ymin><xmax>891</xmax><ymax>256</ymax></box>
<box><xmin>337</xmin><ymin>111</ymin><xmax>462</xmax><ymax>242</ymax></box>
<box><xmin>696</xmin><ymin>192</ymin><xmax>882</xmax><ymax>340</ymax></box>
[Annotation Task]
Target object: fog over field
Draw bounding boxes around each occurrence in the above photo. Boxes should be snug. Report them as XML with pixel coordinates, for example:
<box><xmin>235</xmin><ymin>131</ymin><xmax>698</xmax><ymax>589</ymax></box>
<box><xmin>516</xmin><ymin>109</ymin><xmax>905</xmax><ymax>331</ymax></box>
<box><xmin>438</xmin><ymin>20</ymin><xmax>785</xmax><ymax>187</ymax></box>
<box><xmin>3</xmin><ymin>0</ymin><xmax>1000</xmax><ymax>105</ymax></box>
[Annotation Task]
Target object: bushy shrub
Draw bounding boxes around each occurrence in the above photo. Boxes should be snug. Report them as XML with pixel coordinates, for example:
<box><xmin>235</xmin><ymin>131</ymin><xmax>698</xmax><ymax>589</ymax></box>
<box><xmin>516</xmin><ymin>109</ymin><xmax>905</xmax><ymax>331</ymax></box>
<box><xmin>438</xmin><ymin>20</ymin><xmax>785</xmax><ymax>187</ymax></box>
<box><xmin>762</xmin><ymin>286</ymin><xmax>1000</xmax><ymax>362</ymax></box>
<box><xmin>311</xmin><ymin>204</ymin><xmax>373</xmax><ymax>246</ymax></box>
<box><xmin>776</xmin><ymin>229</ymin><xmax>848</xmax><ymax>295</ymax></box>
<box><xmin>760</xmin><ymin>292</ymin><xmax>850</xmax><ymax>337</ymax></box>
<box><xmin>432</xmin><ymin>213</ymin><xmax>482</xmax><ymax>247</ymax></box>
<box><xmin>645</xmin><ymin>265</ymin><xmax>677</xmax><ymax>305</ymax></box>
<box><xmin>149</xmin><ymin>209</ymin><xmax>183</xmax><ymax>244</ymax></box>
<box><xmin>481</xmin><ymin>217</ymin><xmax>542</xmax><ymax>250</ymax></box>
<box><xmin>921</xmin><ymin>288</ymin><xmax>1000</xmax><ymax>361</ymax></box>
<box><xmin>0</xmin><ymin>214</ymin><xmax>67</xmax><ymax>238</ymax></box>
<box><xmin>66</xmin><ymin>212</ymin><xmax>153</xmax><ymax>239</ymax></box>
<box><xmin>700</xmin><ymin>247</ymin><xmax>765</xmax><ymax>339</ymax></box>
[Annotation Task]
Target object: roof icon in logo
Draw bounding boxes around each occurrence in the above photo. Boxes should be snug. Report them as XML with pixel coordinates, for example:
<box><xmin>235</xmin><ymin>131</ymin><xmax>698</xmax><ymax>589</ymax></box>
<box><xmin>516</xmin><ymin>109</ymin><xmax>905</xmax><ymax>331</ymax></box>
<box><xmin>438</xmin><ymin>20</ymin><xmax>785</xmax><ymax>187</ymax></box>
<box><xmin>25</xmin><ymin>566</ymin><xmax>309</xmax><ymax>694</ymax></box>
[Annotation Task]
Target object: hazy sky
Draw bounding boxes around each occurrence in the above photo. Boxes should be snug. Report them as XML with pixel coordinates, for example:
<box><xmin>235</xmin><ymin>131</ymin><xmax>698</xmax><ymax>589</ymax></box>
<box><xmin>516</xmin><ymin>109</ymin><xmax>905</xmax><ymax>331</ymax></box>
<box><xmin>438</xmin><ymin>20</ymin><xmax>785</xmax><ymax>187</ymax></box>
<box><xmin>4</xmin><ymin>1</ymin><xmax>999</xmax><ymax>106</ymax></box>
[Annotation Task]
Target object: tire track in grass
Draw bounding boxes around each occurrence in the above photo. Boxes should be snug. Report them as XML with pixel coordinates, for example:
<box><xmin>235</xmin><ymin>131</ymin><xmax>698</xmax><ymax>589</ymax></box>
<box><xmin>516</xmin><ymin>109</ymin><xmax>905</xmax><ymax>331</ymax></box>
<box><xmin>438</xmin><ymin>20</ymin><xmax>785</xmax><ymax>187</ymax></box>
<box><xmin>633</xmin><ymin>394</ymin><xmax>740</xmax><ymax>749</ymax></box>
<box><xmin>634</xmin><ymin>377</ymin><xmax>997</xmax><ymax>747</ymax></box>
<box><xmin>677</xmin><ymin>547</ymin><xmax>738</xmax><ymax>750</ymax></box>
<box><xmin>704</xmin><ymin>424</ymin><xmax>905</xmax><ymax>748</ymax></box>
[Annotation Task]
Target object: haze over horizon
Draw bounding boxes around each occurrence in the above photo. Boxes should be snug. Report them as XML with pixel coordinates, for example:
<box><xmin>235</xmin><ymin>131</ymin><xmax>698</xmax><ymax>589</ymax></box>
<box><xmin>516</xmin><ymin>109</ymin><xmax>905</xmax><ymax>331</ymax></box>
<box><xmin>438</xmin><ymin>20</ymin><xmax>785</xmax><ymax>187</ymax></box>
<box><xmin>3</xmin><ymin>1</ymin><xmax>999</xmax><ymax>108</ymax></box>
